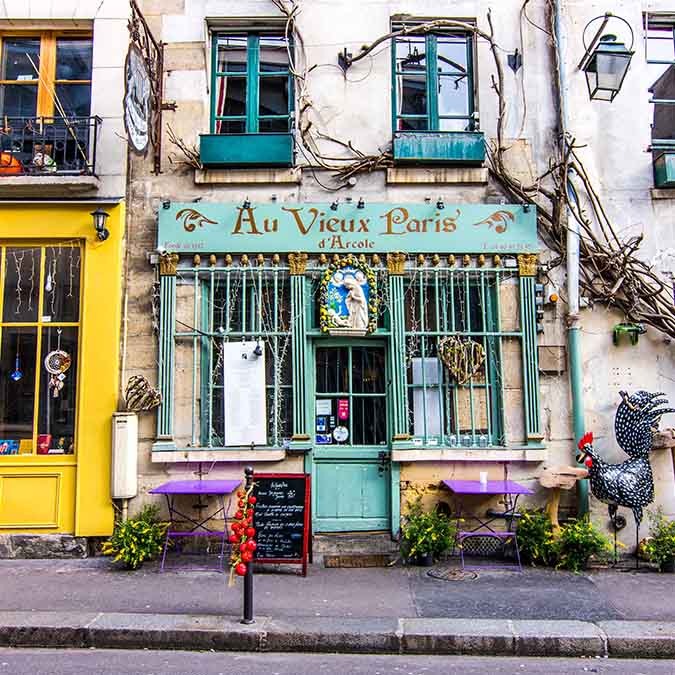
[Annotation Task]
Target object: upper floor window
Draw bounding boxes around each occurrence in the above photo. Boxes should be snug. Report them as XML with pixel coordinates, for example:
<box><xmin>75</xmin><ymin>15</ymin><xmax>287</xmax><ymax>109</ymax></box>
<box><xmin>393</xmin><ymin>30</ymin><xmax>476</xmax><ymax>132</ymax></box>
<box><xmin>0</xmin><ymin>33</ymin><xmax>92</xmax><ymax>119</ymax></box>
<box><xmin>211</xmin><ymin>33</ymin><xmax>292</xmax><ymax>134</ymax></box>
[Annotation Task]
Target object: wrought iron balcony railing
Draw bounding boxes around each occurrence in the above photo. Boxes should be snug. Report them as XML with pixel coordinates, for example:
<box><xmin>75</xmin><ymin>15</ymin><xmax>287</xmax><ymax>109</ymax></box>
<box><xmin>0</xmin><ymin>116</ymin><xmax>101</xmax><ymax>177</ymax></box>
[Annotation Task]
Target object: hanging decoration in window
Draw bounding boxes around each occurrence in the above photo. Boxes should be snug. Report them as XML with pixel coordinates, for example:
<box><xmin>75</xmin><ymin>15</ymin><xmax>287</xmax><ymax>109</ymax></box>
<box><xmin>44</xmin><ymin>329</ymin><xmax>71</xmax><ymax>398</ymax></box>
<box><xmin>438</xmin><ymin>335</ymin><xmax>485</xmax><ymax>385</ymax></box>
<box><xmin>319</xmin><ymin>255</ymin><xmax>378</xmax><ymax>336</ymax></box>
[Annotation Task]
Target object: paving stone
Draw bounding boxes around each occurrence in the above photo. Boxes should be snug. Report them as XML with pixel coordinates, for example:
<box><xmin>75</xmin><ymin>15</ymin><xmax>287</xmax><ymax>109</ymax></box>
<box><xmin>599</xmin><ymin>620</ymin><xmax>675</xmax><ymax>658</ymax></box>
<box><xmin>400</xmin><ymin>618</ymin><xmax>515</xmax><ymax>655</ymax></box>
<box><xmin>512</xmin><ymin>619</ymin><xmax>605</xmax><ymax>657</ymax></box>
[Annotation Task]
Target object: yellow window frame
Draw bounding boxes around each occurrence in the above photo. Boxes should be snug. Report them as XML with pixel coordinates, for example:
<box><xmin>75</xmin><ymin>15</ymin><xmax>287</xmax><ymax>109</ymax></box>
<box><xmin>0</xmin><ymin>241</ymin><xmax>84</xmax><ymax>458</ymax></box>
<box><xmin>0</xmin><ymin>30</ymin><xmax>92</xmax><ymax>118</ymax></box>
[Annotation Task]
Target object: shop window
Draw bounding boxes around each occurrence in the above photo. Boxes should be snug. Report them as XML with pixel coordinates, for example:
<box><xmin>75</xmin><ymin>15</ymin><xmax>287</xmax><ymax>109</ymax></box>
<box><xmin>404</xmin><ymin>269</ymin><xmax>506</xmax><ymax>446</ymax></box>
<box><xmin>0</xmin><ymin>244</ymin><xmax>81</xmax><ymax>457</ymax></box>
<box><xmin>171</xmin><ymin>264</ymin><xmax>293</xmax><ymax>449</ymax></box>
<box><xmin>200</xmin><ymin>32</ymin><xmax>294</xmax><ymax>167</ymax></box>
<box><xmin>391</xmin><ymin>25</ymin><xmax>484</xmax><ymax>164</ymax></box>
<box><xmin>646</xmin><ymin>16</ymin><xmax>675</xmax><ymax>187</ymax></box>
<box><xmin>0</xmin><ymin>33</ymin><xmax>96</xmax><ymax>176</ymax></box>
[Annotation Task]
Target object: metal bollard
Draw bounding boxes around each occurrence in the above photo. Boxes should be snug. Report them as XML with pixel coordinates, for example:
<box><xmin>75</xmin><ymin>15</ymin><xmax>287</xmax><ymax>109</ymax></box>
<box><xmin>241</xmin><ymin>465</ymin><xmax>255</xmax><ymax>625</ymax></box>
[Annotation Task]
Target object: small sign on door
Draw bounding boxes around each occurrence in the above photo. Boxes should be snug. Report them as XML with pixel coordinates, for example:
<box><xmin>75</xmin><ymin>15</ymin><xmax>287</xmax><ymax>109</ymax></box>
<box><xmin>338</xmin><ymin>399</ymin><xmax>349</xmax><ymax>420</ymax></box>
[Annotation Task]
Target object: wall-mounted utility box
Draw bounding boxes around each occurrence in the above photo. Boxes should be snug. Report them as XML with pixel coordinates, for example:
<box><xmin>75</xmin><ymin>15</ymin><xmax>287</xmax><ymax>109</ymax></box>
<box><xmin>111</xmin><ymin>412</ymin><xmax>138</xmax><ymax>499</ymax></box>
<box><xmin>654</xmin><ymin>151</ymin><xmax>675</xmax><ymax>188</ymax></box>
<box><xmin>393</xmin><ymin>131</ymin><xmax>485</xmax><ymax>165</ymax></box>
<box><xmin>200</xmin><ymin>133</ymin><xmax>293</xmax><ymax>167</ymax></box>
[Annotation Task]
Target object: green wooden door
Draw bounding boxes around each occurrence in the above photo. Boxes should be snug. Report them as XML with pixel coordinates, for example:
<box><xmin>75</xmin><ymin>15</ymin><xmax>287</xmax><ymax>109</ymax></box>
<box><xmin>311</xmin><ymin>343</ymin><xmax>391</xmax><ymax>532</ymax></box>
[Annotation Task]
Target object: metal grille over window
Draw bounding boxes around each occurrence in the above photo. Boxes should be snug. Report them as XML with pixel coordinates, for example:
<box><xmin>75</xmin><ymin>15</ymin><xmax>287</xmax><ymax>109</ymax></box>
<box><xmin>403</xmin><ymin>267</ymin><xmax>518</xmax><ymax>448</ymax></box>
<box><xmin>172</xmin><ymin>259</ymin><xmax>293</xmax><ymax>449</ymax></box>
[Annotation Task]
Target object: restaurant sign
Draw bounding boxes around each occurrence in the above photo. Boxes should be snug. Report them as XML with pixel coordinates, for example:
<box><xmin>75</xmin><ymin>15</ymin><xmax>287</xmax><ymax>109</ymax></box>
<box><xmin>158</xmin><ymin>202</ymin><xmax>538</xmax><ymax>254</ymax></box>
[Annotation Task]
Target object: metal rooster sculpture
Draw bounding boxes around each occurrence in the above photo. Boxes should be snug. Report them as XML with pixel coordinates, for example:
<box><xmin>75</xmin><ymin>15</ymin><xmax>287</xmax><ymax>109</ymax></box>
<box><xmin>576</xmin><ymin>390</ymin><xmax>675</xmax><ymax>561</ymax></box>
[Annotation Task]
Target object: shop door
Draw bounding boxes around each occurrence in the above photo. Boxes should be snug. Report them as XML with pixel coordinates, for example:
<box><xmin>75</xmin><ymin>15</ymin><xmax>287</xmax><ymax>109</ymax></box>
<box><xmin>312</xmin><ymin>343</ymin><xmax>390</xmax><ymax>532</ymax></box>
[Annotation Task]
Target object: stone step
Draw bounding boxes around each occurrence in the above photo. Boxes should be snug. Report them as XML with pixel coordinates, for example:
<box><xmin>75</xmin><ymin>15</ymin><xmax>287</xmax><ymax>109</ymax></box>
<box><xmin>312</xmin><ymin>532</ymin><xmax>399</xmax><ymax>557</ymax></box>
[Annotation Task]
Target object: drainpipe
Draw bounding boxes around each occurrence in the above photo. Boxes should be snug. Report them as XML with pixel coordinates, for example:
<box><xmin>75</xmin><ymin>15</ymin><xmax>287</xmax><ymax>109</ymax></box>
<box><xmin>553</xmin><ymin>0</ymin><xmax>589</xmax><ymax>515</ymax></box>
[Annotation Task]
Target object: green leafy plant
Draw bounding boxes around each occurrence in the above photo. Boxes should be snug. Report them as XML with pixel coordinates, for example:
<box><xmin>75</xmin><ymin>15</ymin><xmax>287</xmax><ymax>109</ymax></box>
<box><xmin>552</xmin><ymin>517</ymin><xmax>611</xmax><ymax>573</ymax></box>
<box><xmin>401</xmin><ymin>496</ymin><xmax>456</xmax><ymax>560</ymax></box>
<box><xmin>102</xmin><ymin>504</ymin><xmax>168</xmax><ymax>570</ymax></box>
<box><xmin>517</xmin><ymin>509</ymin><xmax>556</xmax><ymax>566</ymax></box>
<box><xmin>644</xmin><ymin>509</ymin><xmax>675</xmax><ymax>571</ymax></box>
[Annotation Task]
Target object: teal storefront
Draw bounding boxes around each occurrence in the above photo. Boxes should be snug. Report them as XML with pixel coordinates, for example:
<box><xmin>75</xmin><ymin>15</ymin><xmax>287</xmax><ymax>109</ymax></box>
<box><xmin>153</xmin><ymin>202</ymin><xmax>542</xmax><ymax>535</ymax></box>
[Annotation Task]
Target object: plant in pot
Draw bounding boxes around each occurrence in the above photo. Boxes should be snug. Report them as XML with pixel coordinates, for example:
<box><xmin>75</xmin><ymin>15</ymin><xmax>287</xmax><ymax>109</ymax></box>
<box><xmin>102</xmin><ymin>504</ymin><xmax>168</xmax><ymax>570</ymax></box>
<box><xmin>644</xmin><ymin>509</ymin><xmax>675</xmax><ymax>573</ymax></box>
<box><xmin>517</xmin><ymin>509</ymin><xmax>556</xmax><ymax>567</ymax></box>
<box><xmin>552</xmin><ymin>516</ymin><xmax>611</xmax><ymax>573</ymax></box>
<box><xmin>401</xmin><ymin>496</ymin><xmax>456</xmax><ymax>566</ymax></box>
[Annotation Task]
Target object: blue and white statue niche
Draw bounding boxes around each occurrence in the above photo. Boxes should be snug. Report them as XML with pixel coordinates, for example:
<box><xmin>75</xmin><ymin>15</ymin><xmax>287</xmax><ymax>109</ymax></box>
<box><xmin>320</xmin><ymin>258</ymin><xmax>377</xmax><ymax>336</ymax></box>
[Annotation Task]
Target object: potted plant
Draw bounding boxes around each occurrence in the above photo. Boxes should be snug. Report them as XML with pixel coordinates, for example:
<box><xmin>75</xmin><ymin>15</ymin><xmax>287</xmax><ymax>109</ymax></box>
<box><xmin>401</xmin><ymin>496</ymin><xmax>456</xmax><ymax>566</ymax></box>
<box><xmin>102</xmin><ymin>504</ymin><xmax>168</xmax><ymax>570</ymax></box>
<box><xmin>517</xmin><ymin>509</ymin><xmax>556</xmax><ymax>566</ymax></box>
<box><xmin>644</xmin><ymin>509</ymin><xmax>675</xmax><ymax>573</ymax></box>
<box><xmin>552</xmin><ymin>516</ymin><xmax>611</xmax><ymax>572</ymax></box>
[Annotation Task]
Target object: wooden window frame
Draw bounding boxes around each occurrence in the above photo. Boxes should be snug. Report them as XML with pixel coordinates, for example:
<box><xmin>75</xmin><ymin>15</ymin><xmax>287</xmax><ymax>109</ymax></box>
<box><xmin>0</xmin><ymin>242</ymin><xmax>83</xmax><ymax>459</ymax></box>
<box><xmin>0</xmin><ymin>30</ymin><xmax>92</xmax><ymax>118</ymax></box>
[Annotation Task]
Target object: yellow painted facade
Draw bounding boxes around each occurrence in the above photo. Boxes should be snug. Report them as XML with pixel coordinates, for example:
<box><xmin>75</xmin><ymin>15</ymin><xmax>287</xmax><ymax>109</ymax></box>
<box><xmin>0</xmin><ymin>203</ymin><xmax>124</xmax><ymax>536</ymax></box>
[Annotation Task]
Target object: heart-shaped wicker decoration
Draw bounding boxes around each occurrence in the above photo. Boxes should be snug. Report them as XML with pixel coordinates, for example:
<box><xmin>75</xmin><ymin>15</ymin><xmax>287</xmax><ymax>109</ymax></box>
<box><xmin>438</xmin><ymin>336</ymin><xmax>485</xmax><ymax>385</ymax></box>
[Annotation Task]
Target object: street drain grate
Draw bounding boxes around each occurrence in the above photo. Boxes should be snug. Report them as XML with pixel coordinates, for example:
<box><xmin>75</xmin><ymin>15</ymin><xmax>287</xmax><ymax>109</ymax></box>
<box><xmin>426</xmin><ymin>567</ymin><xmax>479</xmax><ymax>581</ymax></box>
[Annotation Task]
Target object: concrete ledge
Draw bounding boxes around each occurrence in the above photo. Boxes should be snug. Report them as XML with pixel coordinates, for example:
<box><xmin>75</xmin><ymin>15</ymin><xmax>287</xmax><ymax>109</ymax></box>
<box><xmin>386</xmin><ymin>167</ymin><xmax>488</xmax><ymax>185</ymax></box>
<box><xmin>0</xmin><ymin>534</ymin><xmax>89</xmax><ymax>559</ymax></box>
<box><xmin>0</xmin><ymin>175</ymin><xmax>99</xmax><ymax>197</ymax></box>
<box><xmin>151</xmin><ymin>448</ymin><xmax>286</xmax><ymax>463</ymax></box>
<box><xmin>195</xmin><ymin>168</ymin><xmax>300</xmax><ymax>185</ymax></box>
<box><xmin>0</xmin><ymin>611</ymin><xmax>672</xmax><ymax>658</ymax></box>
<box><xmin>400</xmin><ymin>618</ymin><xmax>514</xmax><ymax>655</ymax></box>
<box><xmin>392</xmin><ymin>447</ymin><xmax>548</xmax><ymax>462</ymax></box>
<box><xmin>598</xmin><ymin>620</ymin><xmax>675</xmax><ymax>659</ymax></box>
<box><xmin>651</xmin><ymin>188</ymin><xmax>675</xmax><ymax>200</ymax></box>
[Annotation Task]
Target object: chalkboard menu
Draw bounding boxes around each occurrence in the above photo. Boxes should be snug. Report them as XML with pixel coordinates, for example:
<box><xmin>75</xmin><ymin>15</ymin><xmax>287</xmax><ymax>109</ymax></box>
<box><xmin>252</xmin><ymin>473</ymin><xmax>311</xmax><ymax>575</ymax></box>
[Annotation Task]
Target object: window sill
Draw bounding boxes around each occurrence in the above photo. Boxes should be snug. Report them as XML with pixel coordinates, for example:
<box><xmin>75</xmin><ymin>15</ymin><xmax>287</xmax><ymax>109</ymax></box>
<box><xmin>392</xmin><ymin>131</ymin><xmax>486</xmax><ymax>165</ymax></box>
<box><xmin>151</xmin><ymin>443</ymin><xmax>286</xmax><ymax>463</ymax></box>
<box><xmin>0</xmin><ymin>174</ymin><xmax>99</xmax><ymax>197</ymax></box>
<box><xmin>391</xmin><ymin>445</ymin><xmax>547</xmax><ymax>462</ymax></box>
<box><xmin>194</xmin><ymin>167</ymin><xmax>301</xmax><ymax>185</ymax></box>
<box><xmin>386</xmin><ymin>166</ymin><xmax>488</xmax><ymax>185</ymax></box>
<box><xmin>651</xmin><ymin>188</ymin><xmax>675</xmax><ymax>200</ymax></box>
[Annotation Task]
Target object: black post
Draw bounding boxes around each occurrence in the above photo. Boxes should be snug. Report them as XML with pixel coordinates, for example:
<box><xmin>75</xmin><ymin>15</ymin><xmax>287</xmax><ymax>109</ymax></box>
<box><xmin>242</xmin><ymin>465</ymin><xmax>255</xmax><ymax>624</ymax></box>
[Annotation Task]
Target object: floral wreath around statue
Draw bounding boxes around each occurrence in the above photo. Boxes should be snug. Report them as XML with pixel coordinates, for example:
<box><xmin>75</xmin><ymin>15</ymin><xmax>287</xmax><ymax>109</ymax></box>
<box><xmin>319</xmin><ymin>255</ymin><xmax>378</xmax><ymax>334</ymax></box>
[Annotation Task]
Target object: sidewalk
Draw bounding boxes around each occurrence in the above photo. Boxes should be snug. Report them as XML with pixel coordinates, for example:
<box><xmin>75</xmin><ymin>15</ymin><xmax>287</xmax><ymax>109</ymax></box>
<box><xmin>0</xmin><ymin>558</ymin><xmax>673</xmax><ymax>657</ymax></box>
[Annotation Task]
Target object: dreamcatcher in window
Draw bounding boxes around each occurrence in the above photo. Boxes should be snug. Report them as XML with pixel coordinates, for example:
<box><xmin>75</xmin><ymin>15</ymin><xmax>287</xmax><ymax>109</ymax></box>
<box><xmin>44</xmin><ymin>329</ymin><xmax>71</xmax><ymax>398</ymax></box>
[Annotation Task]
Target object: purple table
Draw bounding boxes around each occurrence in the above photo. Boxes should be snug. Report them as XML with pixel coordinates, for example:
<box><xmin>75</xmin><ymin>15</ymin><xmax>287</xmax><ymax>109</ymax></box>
<box><xmin>442</xmin><ymin>479</ymin><xmax>534</xmax><ymax>571</ymax></box>
<box><xmin>149</xmin><ymin>479</ymin><xmax>242</xmax><ymax>572</ymax></box>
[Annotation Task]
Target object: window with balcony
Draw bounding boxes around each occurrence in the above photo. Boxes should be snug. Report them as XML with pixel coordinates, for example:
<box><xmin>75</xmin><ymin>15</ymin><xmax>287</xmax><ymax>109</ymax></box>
<box><xmin>200</xmin><ymin>32</ymin><xmax>294</xmax><ymax>167</ymax></box>
<box><xmin>0</xmin><ymin>33</ymin><xmax>98</xmax><ymax>176</ymax></box>
<box><xmin>391</xmin><ymin>26</ymin><xmax>484</xmax><ymax>165</ymax></box>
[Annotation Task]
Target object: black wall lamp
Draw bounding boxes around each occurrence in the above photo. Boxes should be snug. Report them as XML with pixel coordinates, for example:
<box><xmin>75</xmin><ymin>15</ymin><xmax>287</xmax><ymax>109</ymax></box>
<box><xmin>579</xmin><ymin>13</ymin><xmax>634</xmax><ymax>102</ymax></box>
<box><xmin>90</xmin><ymin>208</ymin><xmax>110</xmax><ymax>241</ymax></box>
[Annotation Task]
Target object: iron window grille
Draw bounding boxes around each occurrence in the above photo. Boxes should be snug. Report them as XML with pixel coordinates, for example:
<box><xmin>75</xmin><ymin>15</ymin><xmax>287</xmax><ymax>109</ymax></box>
<box><xmin>171</xmin><ymin>263</ymin><xmax>293</xmax><ymax>449</ymax></box>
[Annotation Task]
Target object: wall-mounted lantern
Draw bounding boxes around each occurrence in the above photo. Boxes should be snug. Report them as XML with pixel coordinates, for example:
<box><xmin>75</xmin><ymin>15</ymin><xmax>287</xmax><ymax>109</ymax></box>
<box><xmin>579</xmin><ymin>13</ymin><xmax>634</xmax><ymax>102</ymax></box>
<box><xmin>90</xmin><ymin>208</ymin><xmax>110</xmax><ymax>241</ymax></box>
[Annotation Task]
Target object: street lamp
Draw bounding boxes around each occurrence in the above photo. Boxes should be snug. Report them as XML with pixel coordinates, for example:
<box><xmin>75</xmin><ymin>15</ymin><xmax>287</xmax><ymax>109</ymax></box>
<box><xmin>579</xmin><ymin>14</ymin><xmax>634</xmax><ymax>102</ymax></box>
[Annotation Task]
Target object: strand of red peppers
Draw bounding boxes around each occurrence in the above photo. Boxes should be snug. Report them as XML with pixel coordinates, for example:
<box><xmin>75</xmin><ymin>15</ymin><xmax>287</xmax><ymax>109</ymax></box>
<box><xmin>228</xmin><ymin>482</ymin><xmax>257</xmax><ymax>586</ymax></box>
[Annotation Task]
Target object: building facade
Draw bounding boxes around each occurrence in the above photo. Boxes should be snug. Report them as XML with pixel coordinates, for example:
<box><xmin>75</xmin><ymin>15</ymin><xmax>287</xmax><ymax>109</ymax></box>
<box><xmin>121</xmin><ymin>0</ymin><xmax>675</xmax><ymax>551</ymax></box>
<box><xmin>4</xmin><ymin>0</ymin><xmax>672</xmax><ymax>553</ymax></box>
<box><xmin>0</xmin><ymin>0</ymin><xmax>129</xmax><ymax>541</ymax></box>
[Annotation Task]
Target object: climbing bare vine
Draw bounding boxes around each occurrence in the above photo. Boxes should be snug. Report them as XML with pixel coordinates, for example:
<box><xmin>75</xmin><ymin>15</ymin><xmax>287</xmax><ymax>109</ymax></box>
<box><xmin>168</xmin><ymin>0</ymin><xmax>675</xmax><ymax>339</ymax></box>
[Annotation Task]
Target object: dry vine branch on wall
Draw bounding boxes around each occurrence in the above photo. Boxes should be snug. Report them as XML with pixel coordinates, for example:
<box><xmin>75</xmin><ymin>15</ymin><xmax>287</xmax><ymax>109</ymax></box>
<box><xmin>168</xmin><ymin>0</ymin><xmax>675</xmax><ymax>340</ymax></box>
<box><xmin>166</xmin><ymin>124</ymin><xmax>201</xmax><ymax>170</ymax></box>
